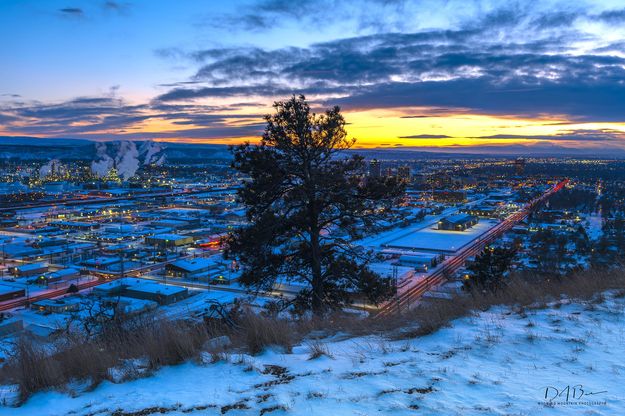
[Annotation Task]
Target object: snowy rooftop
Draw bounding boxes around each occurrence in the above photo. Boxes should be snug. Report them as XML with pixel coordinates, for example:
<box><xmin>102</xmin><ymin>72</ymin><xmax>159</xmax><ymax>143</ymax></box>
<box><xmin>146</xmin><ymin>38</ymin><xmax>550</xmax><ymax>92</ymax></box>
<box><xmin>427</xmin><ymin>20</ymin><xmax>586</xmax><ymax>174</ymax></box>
<box><xmin>384</xmin><ymin>219</ymin><xmax>499</xmax><ymax>253</ymax></box>
<box><xmin>12</xmin><ymin>263</ymin><xmax>47</xmax><ymax>272</ymax></box>
<box><xmin>168</xmin><ymin>258</ymin><xmax>216</xmax><ymax>272</ymax></box>
<box><xmin>148</xmin><ymin>233</ymin><xmax>192</xmax><ymax>241</ymax></box>
<box><xmin>125</xmin><ymin>281</ymin><xmax>187</xmax><ymax>296</ymax></box>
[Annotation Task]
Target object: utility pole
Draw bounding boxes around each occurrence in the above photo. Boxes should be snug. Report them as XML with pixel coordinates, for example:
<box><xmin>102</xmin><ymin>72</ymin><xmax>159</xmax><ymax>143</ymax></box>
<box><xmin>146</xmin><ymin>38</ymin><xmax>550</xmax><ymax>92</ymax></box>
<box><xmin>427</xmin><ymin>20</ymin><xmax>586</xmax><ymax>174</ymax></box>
<box><xmin>118</xmin><ymin>245</ymin><xmax>125</xmax><ymax>282</ymax></box>
<box><xmin>392</xmin><ymin>264</ymin><xmax>399</xmax><ymax>315</ymax></box>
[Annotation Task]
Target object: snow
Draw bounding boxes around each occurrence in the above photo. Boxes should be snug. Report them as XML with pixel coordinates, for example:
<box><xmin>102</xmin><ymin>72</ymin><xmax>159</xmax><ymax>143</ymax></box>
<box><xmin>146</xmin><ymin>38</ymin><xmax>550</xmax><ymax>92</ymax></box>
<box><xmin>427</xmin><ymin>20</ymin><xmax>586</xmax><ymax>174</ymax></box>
<box><xmin>3</xmin><ymin>293</ymin><xmax>625</xmax><ymax>415</ymax></box>
<box><xmin>384</xmin><ymin>219</ymin><xmax>499</xmax><ymax>253</ymax></box>
<box><xmin>586</xmin><ymin>213</ymin><xmax>603</xmax><ymax>241</ymax></box>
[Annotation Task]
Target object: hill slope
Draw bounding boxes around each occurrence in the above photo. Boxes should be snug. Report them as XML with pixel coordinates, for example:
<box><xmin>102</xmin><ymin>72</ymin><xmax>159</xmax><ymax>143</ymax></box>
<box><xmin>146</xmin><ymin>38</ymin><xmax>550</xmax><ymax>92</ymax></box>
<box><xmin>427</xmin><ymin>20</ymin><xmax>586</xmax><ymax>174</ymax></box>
<box><xmin>2</xmin><ymin>293</ymin><xmax>623</xmax><ymax>415</ymax></box>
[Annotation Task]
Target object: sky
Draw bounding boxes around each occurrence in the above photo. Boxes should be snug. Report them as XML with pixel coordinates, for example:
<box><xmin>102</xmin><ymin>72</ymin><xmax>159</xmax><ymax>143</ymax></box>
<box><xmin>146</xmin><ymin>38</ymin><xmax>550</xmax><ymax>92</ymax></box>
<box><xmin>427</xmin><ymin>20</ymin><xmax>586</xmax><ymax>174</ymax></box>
<box><xmin>1</xmin><ymin>0</ymin><xmax>625</xmax><ymax>151</ymax></box>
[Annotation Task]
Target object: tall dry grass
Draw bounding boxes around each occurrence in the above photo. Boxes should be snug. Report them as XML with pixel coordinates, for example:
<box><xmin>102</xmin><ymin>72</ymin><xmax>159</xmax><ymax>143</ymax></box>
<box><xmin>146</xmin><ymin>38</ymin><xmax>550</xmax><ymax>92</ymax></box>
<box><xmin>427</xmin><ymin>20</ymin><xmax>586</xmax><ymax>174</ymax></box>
<box><xmin>2</xmin><ymin>266</ymin><xmax>624</xmax><ymax>403</ymax></box>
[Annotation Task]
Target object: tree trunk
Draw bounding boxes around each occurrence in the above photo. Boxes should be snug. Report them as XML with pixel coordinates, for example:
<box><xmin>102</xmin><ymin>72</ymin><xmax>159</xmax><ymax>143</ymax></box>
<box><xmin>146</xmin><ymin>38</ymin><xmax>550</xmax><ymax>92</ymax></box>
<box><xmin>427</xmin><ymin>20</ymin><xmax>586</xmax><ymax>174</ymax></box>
<box><xmin>310</xmin><ymin>228</ymin><xmax>324</xmax><ymax>315</ymax></box>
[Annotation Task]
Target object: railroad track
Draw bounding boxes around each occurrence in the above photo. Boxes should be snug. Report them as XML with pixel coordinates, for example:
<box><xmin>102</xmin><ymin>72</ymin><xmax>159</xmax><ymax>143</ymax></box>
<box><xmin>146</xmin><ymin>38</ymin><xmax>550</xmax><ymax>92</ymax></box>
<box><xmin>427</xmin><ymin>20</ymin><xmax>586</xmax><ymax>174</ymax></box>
<box><xmin>376</xmin><ymin>179</ymin><xmax>568</xmax><ymax>316</ymax></box>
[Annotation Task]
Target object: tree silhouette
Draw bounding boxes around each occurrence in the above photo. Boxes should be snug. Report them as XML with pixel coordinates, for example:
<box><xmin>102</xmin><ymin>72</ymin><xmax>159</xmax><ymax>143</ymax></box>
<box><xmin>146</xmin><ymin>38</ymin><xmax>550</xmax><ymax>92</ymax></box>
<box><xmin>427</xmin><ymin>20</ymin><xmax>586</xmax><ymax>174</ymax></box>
<box><xmin>224</xmin><ymin>95</ymin><xmax>405</xmax><ymax>315</ymax></box>
<box><xmin>465</xmin><ymin>246</ymin><xmax>516</xmax><ymax>292</ymax></box>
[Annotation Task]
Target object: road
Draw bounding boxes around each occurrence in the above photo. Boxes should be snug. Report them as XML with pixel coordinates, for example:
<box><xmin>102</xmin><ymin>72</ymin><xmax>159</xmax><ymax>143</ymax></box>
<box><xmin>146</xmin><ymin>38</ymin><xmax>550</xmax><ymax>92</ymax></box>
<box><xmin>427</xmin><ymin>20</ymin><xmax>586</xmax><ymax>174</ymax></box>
<box><xmin>0</xmin><ymin>180</ymin><xmax>567</xmax><ymax>314</ymax></box>
<box><xmin>0</xmin><ymin>251</ymin><xmax>218</xmax><ymax>312</ymax></box>
<box><xmin>0</xmin><ymin>277</ymin><xmax>104</xmax><ymax>312</ymax></box>
<box><xmin>0</xmin><ymin>186</ymin><xmax>235</xmax><ymax>213</ymax></box>
<box><xmin>376</xmin><ymin>179</ymin><xmax>569</xmax><ymax>316</ymax></box>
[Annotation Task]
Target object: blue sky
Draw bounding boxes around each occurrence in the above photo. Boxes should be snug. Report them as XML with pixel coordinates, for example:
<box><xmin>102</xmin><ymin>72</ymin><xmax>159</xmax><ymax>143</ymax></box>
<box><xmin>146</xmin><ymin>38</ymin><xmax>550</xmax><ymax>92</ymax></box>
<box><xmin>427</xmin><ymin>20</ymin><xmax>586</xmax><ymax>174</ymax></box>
<box><xmin>1</xmin><ymin>0</ymin><xmax>625</xmax><ymax>150</ymax></box>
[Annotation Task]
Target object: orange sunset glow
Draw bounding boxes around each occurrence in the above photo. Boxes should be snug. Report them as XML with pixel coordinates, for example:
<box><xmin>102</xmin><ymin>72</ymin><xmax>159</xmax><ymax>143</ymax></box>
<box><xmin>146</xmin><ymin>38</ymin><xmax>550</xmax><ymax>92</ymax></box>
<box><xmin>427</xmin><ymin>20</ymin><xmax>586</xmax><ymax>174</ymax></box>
<box><xmin>2</xmin><ymin>0</ymin><xmax>625</xmax><ymax>155</ymax></box>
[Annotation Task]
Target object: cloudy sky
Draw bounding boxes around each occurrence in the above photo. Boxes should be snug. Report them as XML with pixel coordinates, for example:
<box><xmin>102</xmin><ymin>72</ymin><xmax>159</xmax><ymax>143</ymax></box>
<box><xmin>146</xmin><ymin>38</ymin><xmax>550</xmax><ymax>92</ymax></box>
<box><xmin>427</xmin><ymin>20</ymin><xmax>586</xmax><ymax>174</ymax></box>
<box><xmin>1</xmin><ymin>0</ymin><xmax>625</xmax><ymax>150</ymax></box>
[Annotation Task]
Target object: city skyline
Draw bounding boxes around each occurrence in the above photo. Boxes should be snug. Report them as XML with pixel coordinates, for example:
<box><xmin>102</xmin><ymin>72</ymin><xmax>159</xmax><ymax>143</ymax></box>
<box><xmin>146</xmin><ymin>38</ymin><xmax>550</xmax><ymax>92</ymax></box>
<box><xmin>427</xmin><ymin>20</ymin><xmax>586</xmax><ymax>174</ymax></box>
<box><xmin>2</xmin><ymin>0</ymin><xmax>625</xmax><ymax>151</ymax></box>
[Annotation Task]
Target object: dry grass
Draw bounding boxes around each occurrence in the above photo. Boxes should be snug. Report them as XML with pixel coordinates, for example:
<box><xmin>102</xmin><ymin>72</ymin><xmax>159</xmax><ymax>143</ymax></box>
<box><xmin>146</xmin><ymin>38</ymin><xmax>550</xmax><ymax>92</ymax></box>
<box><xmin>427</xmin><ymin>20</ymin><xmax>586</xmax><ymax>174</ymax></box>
<box><xmin>232</xmin><ymin>313</ymin><xmax>294</xmax><ymax>355</ymax></box>
<box><xmin>2</xmin><ymin>267</ymin><xmax>625</xmax><ymax>403</ymax></box>
<box><xmin>0</xmin><ymin>312</ymin><xmax>296</xmax><ymax>402</ymax></box>
<box><xmin>306</xmin><ymin>340</ymin><xmax>331</xmax><ymax>360</ymax></box>
<box><xmin>388</xmin><ymin>267</ymin><xmax>625</xmax><ymax>339</ymax></box>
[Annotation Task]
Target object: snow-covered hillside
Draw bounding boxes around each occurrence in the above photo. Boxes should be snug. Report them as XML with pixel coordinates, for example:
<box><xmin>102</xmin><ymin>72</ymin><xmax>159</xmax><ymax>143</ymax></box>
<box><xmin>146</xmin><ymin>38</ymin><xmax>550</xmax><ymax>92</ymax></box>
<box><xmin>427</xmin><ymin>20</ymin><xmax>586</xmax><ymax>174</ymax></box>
<box><xmin>2</xmin><ymin>294</ymin><xmax>625</xmax><ymax>415</ymax></box>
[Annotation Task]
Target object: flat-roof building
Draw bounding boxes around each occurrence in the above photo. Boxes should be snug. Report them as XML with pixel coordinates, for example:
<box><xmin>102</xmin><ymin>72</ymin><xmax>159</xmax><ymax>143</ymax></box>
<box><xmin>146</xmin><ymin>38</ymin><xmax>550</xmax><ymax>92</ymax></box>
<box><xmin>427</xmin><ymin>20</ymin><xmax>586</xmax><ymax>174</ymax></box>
<box><xmin>165</xmin><ymin>258</ymin><xmax>219</xmax><ymax>279</ymax></box>
<box><xmin>396</xmin><ymin>254</ymin><xmax>435</xmax><ymax>271</ymax></box>
<box><xmin>123</xmin><ymin>281</ymin><xmax>188</xmax><ymax>305</ymax></box>
<box><xmin>461</xmin><ymin>205</ymin><xmax>498</xmax><ymax>218</ymax></box>
<box><xmin>36</xmin><ymin>268</ymin><xmax>80</xmax><ymax>285</ymax></box>
<box><xmin>32</xmin><ymin>297</ymin><xmax>82</xmax><ymax>313</ymax></box>
<box><xmin>92</xmin><ymin>278</ymin><xmax>188</xmax><ymax>305</ymax></box>
<box><xmin>438</xmin><ymin>214</ymin><xmax>478</xmax><ymax>231</ymax></box>
<box><xmin>145</xmin><ymin>234</ymin><xmax>194</xmax><ymax>248</ymax></box>
<box><xmin>0</xmin><ymin>284</ymin><xmax>26</xmax><ymax>302</ymax></box>
<box><xmin>9</xmin><ymin>262</ymin><xmax>48</xmax><ymax>277</ymax></box>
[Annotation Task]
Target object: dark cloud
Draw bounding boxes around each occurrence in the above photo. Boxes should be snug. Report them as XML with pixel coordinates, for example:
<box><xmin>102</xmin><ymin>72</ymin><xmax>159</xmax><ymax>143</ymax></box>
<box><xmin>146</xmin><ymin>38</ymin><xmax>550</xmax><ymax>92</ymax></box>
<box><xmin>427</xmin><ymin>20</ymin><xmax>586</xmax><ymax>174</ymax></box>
<box><xmin>532</xmin><ymin>11</ymin><xmax>580</xmax><ymax>29</ymax></box>
<box><xmin>393</xmin><ymin>129</ymin><xmax>625</xmax><ymax>145</ymax></box>
<box><xmin>142</xmin><ymin>0</ymin><xmax>625</xmax><ymax>129</ymax></box>
<box><xmin>157</xmin><ymin>25</ymin><xmax>625</xmax><ymax>122</ymax></box>
<box><xmin>155</xmin><ymin>82</ymin><xmax>351</xmax><ymax>102</ymax></box>
<box><xmin>211</xmin><ymin>0</ymin><xmax>382</xmax><ymax>33</ymax></box>
<box><xmin>597</xmin><ymin>8</ymin><xmax>625</xmax><ymax>23</ymax></box>
<box><xmin>398</xmin><ymin>134</ymin><xmax>452</xmax><ymax>139</ymax></box>
<box><xmin>103</xmin><ymin>1</ymin><xmax>128</xmax><ymax>12</ymax></box>
<box><xmin>392</xmin><ymin>129</ymin><xmax>625</xmax><ymax>143</ymax></box>
<box><xmin>59</xmin><ymin>124</ymin><xmax>263</xmax><ymax>141</ymax></box>
<box><xmin>14</xmin><ymin>2</ymin><xmax>625</xmax><ymax>140</ymax></box>
<box><xmin>0</xmin><ymin>96</ymin><xmax>263</xmax><ymax>140</ymax></box>
<box><xmin>332</xmin><ymin>75</ymin><xmax>625</xmax><ymax>122</ymax></box>
<box><xmin>59</xmin><ymin>7</ymin><xmax>84</xmax><ymax>16</ymax></box>
<box><xmin>57</xmin><ymin>2</ymin><xmax>129</xmax><ymax>19</ymax></box>
<box><xmin>102</xmin><ymin>1</ymin><xmax>131</xmax><ymax>16</ymax></box>
<box><xmin>595</xmin><ymin>41</ymin><xmax>625</xmax><ymax>53</ymax></box>
<box><xmin>471</xmin><ymin>129</ymin><xmax>625</xmax><ymax>142</ymax></box>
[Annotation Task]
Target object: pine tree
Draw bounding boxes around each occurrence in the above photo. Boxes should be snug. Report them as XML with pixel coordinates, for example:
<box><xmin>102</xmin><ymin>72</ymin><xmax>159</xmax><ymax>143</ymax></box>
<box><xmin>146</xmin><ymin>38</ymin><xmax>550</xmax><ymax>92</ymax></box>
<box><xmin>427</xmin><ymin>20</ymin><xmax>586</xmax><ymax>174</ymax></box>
<box><xmin>224</xmin><ymin>95</ymin><xmax>405</xmax><ymax>315</ymax></box>
<box><xmin>465</xmin><ymin>246</ymin><xmax>516</xmax><ymax>292</ymax></box>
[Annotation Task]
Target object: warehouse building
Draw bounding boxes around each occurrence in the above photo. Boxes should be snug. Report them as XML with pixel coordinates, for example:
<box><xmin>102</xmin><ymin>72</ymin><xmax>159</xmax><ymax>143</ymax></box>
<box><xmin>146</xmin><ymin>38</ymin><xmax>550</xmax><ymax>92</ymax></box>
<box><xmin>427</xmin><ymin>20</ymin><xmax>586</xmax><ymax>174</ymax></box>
<box><xmin>165</xmin><ymin>258</ymin><xmax>219</xmax><ymax>279</ymax></box>
<box><xmin>32</xmin><ymin>297</ymin><xmax>82</xmax><ymax>313</ymax></box>
<box><xmin>0</xmin><ymin>284</ymin><xmax>26</xmax><ymax>302</ymax></box>
<box><xmin>460</xmin><ymin>205</ymin><xmax>498</xmax><ymax>218</ymax></box>
<box><xmin>145</xmin><ymin>233</ymin><xmax>194</xmax><ymax>249</ymax></box>
<box><xmin>438</xmin><ymin>214</ymin><xmax>478</xmax><ymax>231</ymax></box>
<box><xmin>9</xmin><ymin>262</ymin><xmax>48</xmax><ymax>277</ymax></box>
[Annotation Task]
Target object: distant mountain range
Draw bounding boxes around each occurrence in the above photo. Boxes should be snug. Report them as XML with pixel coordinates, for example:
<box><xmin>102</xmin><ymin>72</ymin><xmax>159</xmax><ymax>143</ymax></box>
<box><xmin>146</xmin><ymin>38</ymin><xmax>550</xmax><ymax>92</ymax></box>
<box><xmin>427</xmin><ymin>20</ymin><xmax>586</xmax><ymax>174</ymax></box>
<box><xmin>0</xmin><ymin>136</ymin><xmax>622</xmax><ymax>161</ymax></box>
<box><xmin>0</xmin><ymin>136</ymin><xmax>232</xmax><ymax>162</ymax></box>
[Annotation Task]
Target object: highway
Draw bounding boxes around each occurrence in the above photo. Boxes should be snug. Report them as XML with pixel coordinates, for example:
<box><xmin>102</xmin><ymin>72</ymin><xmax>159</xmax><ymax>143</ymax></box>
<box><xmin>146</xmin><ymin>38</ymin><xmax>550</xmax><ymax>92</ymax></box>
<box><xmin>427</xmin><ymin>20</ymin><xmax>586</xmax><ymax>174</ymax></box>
<box><xmin>376</xmin><ymin>179</ymin><xmax>569</xmax><ymax>316</ymax></box>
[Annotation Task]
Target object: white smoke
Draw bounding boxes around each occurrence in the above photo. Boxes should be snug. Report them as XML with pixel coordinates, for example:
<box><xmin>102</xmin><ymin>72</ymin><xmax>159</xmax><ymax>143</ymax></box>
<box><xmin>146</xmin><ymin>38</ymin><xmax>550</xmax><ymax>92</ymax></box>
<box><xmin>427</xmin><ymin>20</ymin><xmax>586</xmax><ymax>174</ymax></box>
<box><xmin>39</xmin><ymin>159</ymin><xmax>66</xmax><ymax>178</ymax></box>
<box><xmin>115</xmin><ymin>141</ymin><xmax>140</xmax><ymax>180</ymax></box>
<box><xmin>90</xmin><ymin>140</ymin><xmax>165</xmax><ymax>181</ymax></box>
<box><xmin>91</xmin><ymin>142</ymin><xmax>115</xmax><ymax>178</ymax></box>
<box><xmin>139</xmin><ymin>141</ymin><xmax>166</xmax><ymax>166</ymax></box>
<box><xmin>154</xmin><ymin>154</ymin><xmax>166</xmax><ymax>166</ymax></box>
